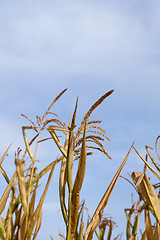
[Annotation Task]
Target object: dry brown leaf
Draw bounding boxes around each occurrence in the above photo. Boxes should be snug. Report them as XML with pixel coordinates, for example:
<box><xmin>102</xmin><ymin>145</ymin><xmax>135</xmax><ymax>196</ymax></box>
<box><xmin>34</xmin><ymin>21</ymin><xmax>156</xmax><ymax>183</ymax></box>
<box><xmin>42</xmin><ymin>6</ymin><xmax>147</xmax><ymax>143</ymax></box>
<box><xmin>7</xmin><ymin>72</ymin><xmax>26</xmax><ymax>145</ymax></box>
<box><xmin>0</xmin><ymin>171</ymin><xmax>16</xmax><ymax>214</ymax></box>
<box><xmin>0</xmin><ymin>144</ymin><xmax>12</xmax><ymax>166</ymax></box>
<box><xmin>155</xmin><ymin>136</ymin><xmax>160</xmax><ymax>159</ymax></box>
<box><xmin>59</xmin><ymin>156</ymin><xmax>68</xmax><ymax>225</ymax></box>
<box><xmin>47</xmin><ymin>127</ymin><xmax>67</xmax><ymax>158</ymax></box>
<box><xmin>14</xmin><ymin>206</ymin><xmax>23</xmax><ymax>240</ymax></box>
<box><xmin>0</xmin><ymin>216</ymin><xmax>6</xmax><ymax>240</ymax></box>
<box><xmin>66</xmin><ymin>100</ymin><xmax>78</xmax><ymax>240</ymax></box>
<box><xmin>129</xmin><ymin>235</ymin><xmax>136</xmax><ymax>240</ymax></box>
<box><xmin>154</xmin><ymin>222</ymin><xmax>160</xmax><ymax>240</ymax></box>
<box><xmin>70</xmin><ymin>123</ymin><xmax>86</xmax><ymax>238</ymax></box>
<box><xmin>84</xmin><ymin>142</ymin><xmax>134</xmax><ymax>240</ymax></box>
<box><xmin>145</xmin><ymin>145</ymin><xmax>160</xmax><ymax>172</ymax></box>
<box><xmin>78</xmin><ymin>217</ymin><xmax>84</xmax><ymax>240</ymax></box>
<box><xmin>132</xmin><ymin>172</ymin><xmax>160</xmax><ymax>224</ymax></box>
<box><xmin>107</xmin><ymin>220</ymin><xmax>113</xmax><ymax>240</ymax></box>
<box><xmin>15</xmin><ymin>158</ymin><xmax>28</xmax><ymax>215</ymax></box>
<box><xmin>22</xmin><ymin>126</ymin><xmax>35</xmax><ymax>162</ymax></box>
<box><xmin>67</xmin><ymin>99</ymin><xmax>78</xmax><ymax>191</ymax></box>
<box><xmin>26</xmin><ymin>165</ymin><xmax>56</xmax><ymax>238</ymax></box>
<box><xmin>141</xmin><ymin>230</ymin><xmax>147</xmax><ymax>240</ymax></box>
<box><xmin>33</xmin><ymin>207</ymin><xmax>42</xmax><ymax>240</ymax></box>
<box><xmin>31</xmin><ymin>157</ymin><xmax>62</xmax><ymax>187</ymax></box>
<box><xmin>28</xmin><ymin>182</ymin><xmax>38</xmax><ymax>227</ymax></box>
<box><xmin>133</xmin><ymin>146</ymin><xmax>160</xmax><ymax>180</ymax></box>
<box><xmin>59</xmin><ymin>124</ymin><xmax>70</xmax><ymax>225</ymax></box>
<box><xmin>59</xmin><ymin>116</ymin><xmax>71</xmax><ymax>225</ymax></box>
<box><xmin>145</xmin><ymin>209</ymin><xmax>154</xmax><ymax>240</ymax></box>
<box><xmin>6</xmin><ymin>190</ymin><xmax>14</xmax><ymax>240</ymax></box>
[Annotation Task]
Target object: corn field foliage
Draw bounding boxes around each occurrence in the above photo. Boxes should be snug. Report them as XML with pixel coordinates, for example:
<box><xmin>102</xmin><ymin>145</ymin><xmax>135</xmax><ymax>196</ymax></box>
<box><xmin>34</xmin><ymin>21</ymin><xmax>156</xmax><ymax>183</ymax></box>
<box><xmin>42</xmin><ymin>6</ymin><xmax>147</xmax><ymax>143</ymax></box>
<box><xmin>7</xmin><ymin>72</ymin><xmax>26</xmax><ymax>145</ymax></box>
<box><xmin>0</xmin><ymin>89</ymin><xmax>159</xmax><ymax>240</ymax></box>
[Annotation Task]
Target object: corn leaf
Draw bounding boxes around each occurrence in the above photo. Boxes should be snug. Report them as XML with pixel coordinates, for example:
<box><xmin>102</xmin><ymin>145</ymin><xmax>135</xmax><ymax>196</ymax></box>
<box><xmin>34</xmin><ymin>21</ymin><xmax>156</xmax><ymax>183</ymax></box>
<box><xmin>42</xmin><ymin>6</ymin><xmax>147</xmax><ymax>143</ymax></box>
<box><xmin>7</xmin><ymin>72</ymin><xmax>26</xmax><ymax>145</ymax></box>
<box><xmin>75</xmin><ymin>201</ymin><xmax>85</xmax><ymax>239</ymax></box>
<box><xmin>47</xmin><ymin>127</ymin><xmax>67</xmax><ymax>158</ymax></box>
<box><xmin>15</xmin><ymin>158</ymin><xmax>28</xmax><ymax>215</ymax></box>
<box><xmin>28</xmin><ymin>182</ymin><xmax>39</xmax><ymax>228</ymax></box>
<box><xmin>145</xmin><ymin>209</ymin><xmax>154</xmax><ymax>240</ymax></box>
<box><xmin>67</xmin><ymin>98</ymin><xmax>78</xmax><ymax>191</ymax></box>
<box><xmin>0</xmin><ymin>216</ymin><xmax>6</xmax><ymax>240</ymax></box>
<box><xmin>0</xmin><ymin>166</ymin><xmax>10</xmax><ymax>185</ymax></box>
<box><xmin>70</xmin><ymin>123</ymin><xmax>86</xmax><ymax>237</ymax></box>
<box><xmin>129</xmin><ymin>235</ymin><xmax>136</xmax><ymax>240</ymax></box>
<box><xmin>67</xmin><ymin>99</ymin><xmax>78</xmax><ymax>240</ymax></box>
<box><xmin>13</xmin><ymin>206</ymin><xmax>23</xmax><ymax>240</ymax></box>
<box><xmin>99</xmin><ymin>223</ymin><xmax>106</xmax><ymax>240</ymax></box>
<box><xmin>0</xmin><ymin>171</ymin><xmax>16</xmax><ymax>214</ymax></box>
<box><xmin>59</xmin><ymin>122</ymin><xmax>70</xmax><ymax>226</ymax></box>
<box><xmin>125</xmin><ymin>206</ymin><xmax>135</xmax><ymax>239</ymax></box>
<box><xmin>59</xmin><ymin>156</ymin><xmax>68</xmax><ymax>225</ymax></box>
<box><xmin>15</xmin><ymin>207</ymin><xmax>26</xmax><ymax>240</ymax></box>
<box><xmin>145</xmin><ymin>146</ymin><xmax>160</xmax><ymax>172</ymax></box>
<box><xmin>33</xmin><ymin>207</ymin><xmax>42</xmax><ymax>240</ymax></box>
<box><xmin>6</xmin><ymin>191</ymin><xmax>14</xmax><ymax>240</ymax></box>
<box><xmin>133</xmin><ymin>146</ymin><xmax>160</xmax><ymax>180</ymax></box>
<box><xmin>31</xmin><ymin>157</ymin><xmax>62</xmax><ymax>187</ymax></box>
<box><xmin>78</xmin><ymin>220</ymin><xmax>84</xmax><ymax>240</ymax></box>
<box><xmin>141</xmin><ymin>230</ymin><xmax>147</xmax><ymax>240</ymax></box>
<box><xmin>107</xmin><ymin>220</ymin><xmax>113</xmax><ymax>240</ymax></box>
<box><xmin>132</xmin><ymin>212</ymin><xmax>140</xmax><ymax>240</ymax></box>
<box><xmin>0</xmin><ymin>144</ymin><xmax>12</xmax><ymax>166</ymax></box>
<box><xmin>0</xmin><ymin>144</ymin><xmax>12</xmax><ymax>185</ymax></box>
<box><xmin>26</xmin><ymin>165</ymin><xmax>56</xmax><ymax>238</ymax></box>
<box><xmin>154</xmin><ymin>222</ymin><xmax>160</xmax><ymax>240</ymax></box>
<box><xmin>84</xmin><ymin>143</ymin><xmax>134</xmax><ymax>240</ymax></box>
<box><xmin>132</xmin><ymin>172</ymin><xmax>160</xmax><ymax>224</ymax></box>
<box><xmin>22</xmin><ymin>126</ymin><xmax>35</xmax><ymax>162</ymax></box>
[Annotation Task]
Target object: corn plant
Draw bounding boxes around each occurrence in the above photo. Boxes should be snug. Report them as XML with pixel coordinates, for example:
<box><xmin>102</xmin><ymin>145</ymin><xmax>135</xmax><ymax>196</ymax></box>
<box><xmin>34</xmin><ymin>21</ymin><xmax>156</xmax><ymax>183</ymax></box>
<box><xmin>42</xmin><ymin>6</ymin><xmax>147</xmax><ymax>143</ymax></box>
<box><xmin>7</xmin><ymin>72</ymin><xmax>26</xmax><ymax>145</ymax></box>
<box><xmin>0</xmin><ymin>89</ymin><xmax>134</xmax><ymax>239</ymax></box>
<box><xmin>0</xmin><ymin>89</ymin><xmax>68</xmax><ymax>239</ymax></box>
<box><xmin>46</xmin><ymin>89</ymin><xmax>134</xmax><ymax>239</ymax></box>
<box><xmin>125</xmin><ymin>136</ymin><xmax>160</xmax><ymax>240</ymax></box>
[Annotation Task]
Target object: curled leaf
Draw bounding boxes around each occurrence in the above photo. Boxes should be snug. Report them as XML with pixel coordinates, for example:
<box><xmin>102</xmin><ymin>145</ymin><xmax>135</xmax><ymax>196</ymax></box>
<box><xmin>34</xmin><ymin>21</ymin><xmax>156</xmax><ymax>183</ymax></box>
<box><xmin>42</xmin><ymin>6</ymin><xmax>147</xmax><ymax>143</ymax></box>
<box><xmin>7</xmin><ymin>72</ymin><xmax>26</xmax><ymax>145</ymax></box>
<box><xmin>131</xmin><ymin>172</ymin><xmax>160</xmax><ymax>224</ymax></box>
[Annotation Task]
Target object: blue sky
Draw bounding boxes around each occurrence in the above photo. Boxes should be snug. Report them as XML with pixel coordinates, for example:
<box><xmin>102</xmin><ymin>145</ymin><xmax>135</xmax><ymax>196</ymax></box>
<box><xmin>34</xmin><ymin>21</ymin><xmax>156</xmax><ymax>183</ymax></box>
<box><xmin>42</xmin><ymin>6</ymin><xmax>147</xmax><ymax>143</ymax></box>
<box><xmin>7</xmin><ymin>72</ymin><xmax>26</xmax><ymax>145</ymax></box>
<box><xmin>0</xmin><ymin>0</ymin><xmax>160</xmax><ymax>239</ymax></box>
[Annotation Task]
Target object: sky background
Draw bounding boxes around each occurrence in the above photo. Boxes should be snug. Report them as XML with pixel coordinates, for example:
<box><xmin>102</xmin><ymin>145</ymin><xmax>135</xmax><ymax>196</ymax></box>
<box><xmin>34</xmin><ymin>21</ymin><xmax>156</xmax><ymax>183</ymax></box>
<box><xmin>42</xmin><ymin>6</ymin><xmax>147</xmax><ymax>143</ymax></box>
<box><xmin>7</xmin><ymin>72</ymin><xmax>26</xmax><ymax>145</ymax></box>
<box><xmin>0</xmin><ymin>0</ymin><xmax>160</xmax><ymax>239</ymax></box>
